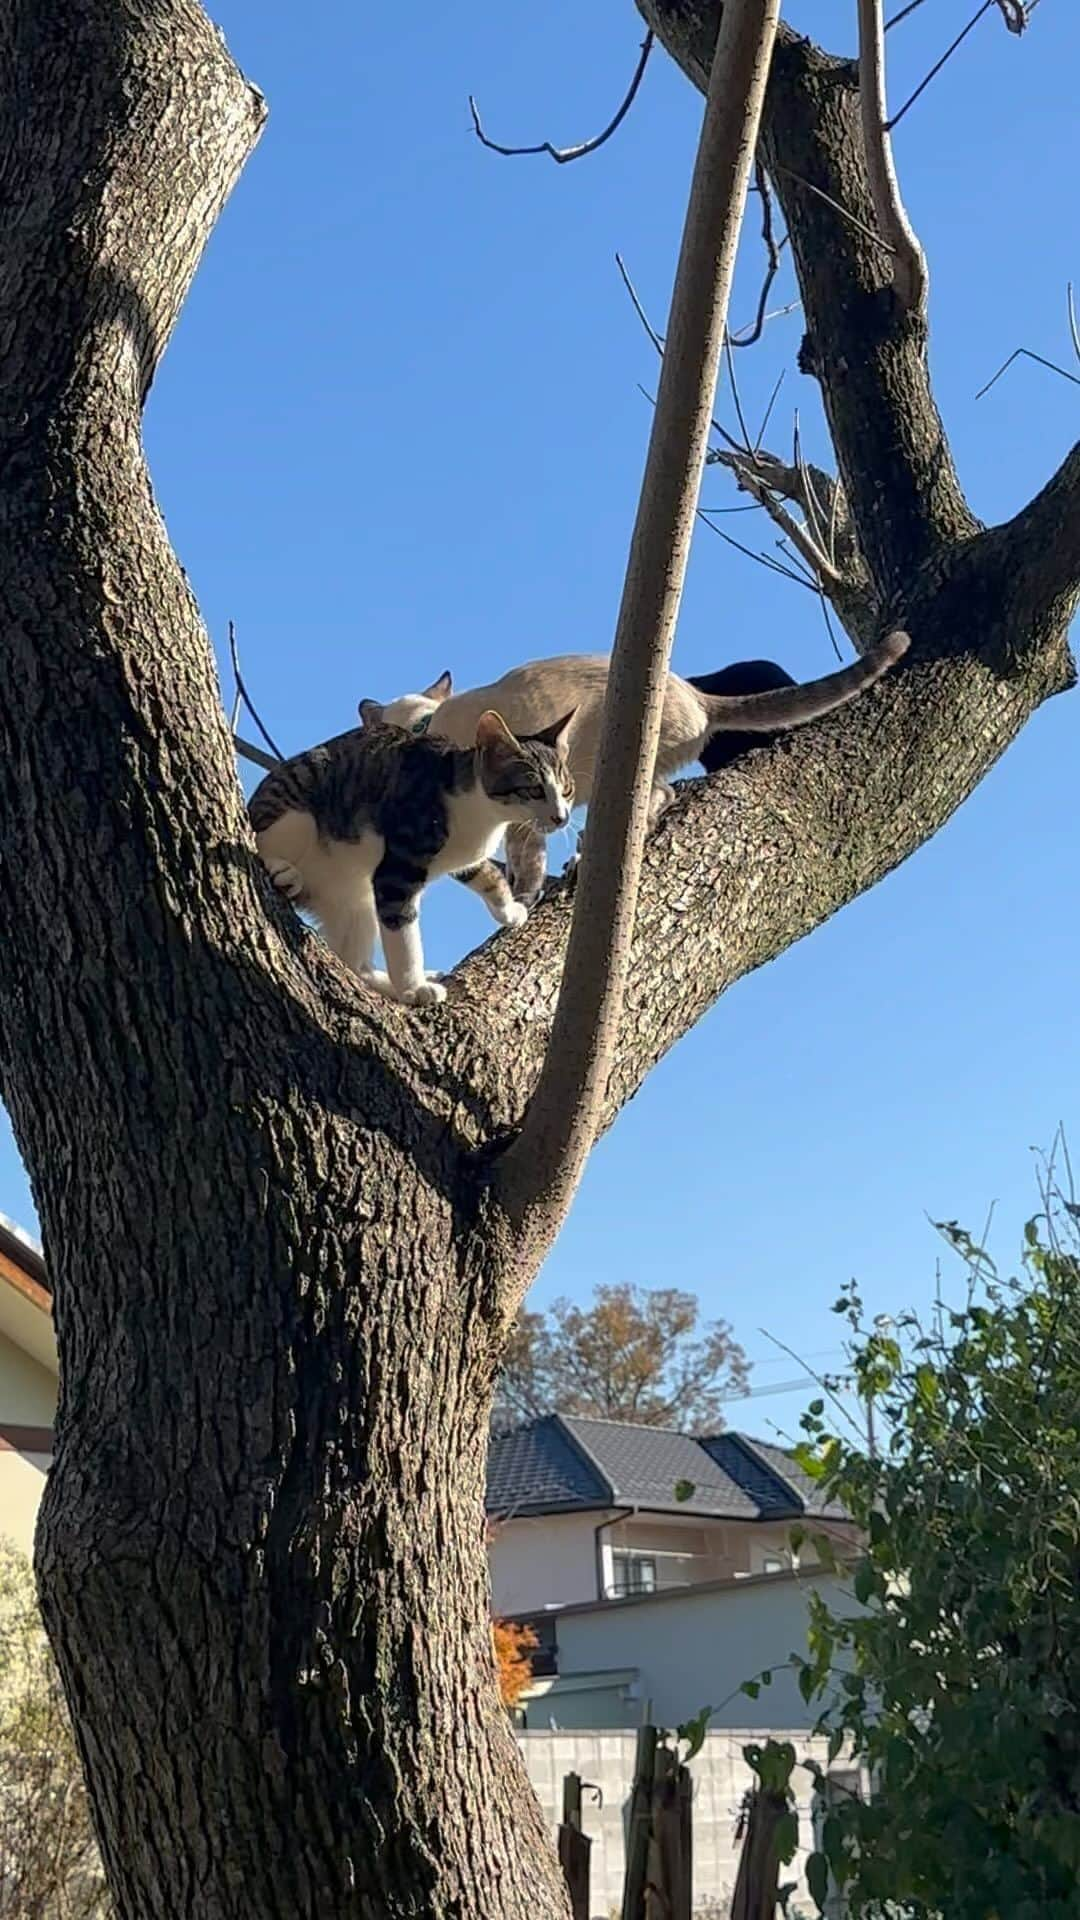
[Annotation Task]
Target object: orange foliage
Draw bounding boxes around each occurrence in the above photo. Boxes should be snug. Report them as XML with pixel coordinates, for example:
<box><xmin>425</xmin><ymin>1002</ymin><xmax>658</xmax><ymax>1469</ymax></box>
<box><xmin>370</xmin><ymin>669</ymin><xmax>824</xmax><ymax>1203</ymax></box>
<box><xmin>492</xmin><ymin>1619</ymin><xmax>537</xmax><ymax>1709</ymax></box>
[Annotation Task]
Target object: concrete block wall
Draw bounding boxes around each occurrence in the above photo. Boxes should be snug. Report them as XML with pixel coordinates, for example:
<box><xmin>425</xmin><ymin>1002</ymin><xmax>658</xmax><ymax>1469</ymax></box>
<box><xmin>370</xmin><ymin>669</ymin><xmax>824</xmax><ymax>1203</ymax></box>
<box><xmin>516</xmin><ymin>1728</ymin><xmax>830</xmax><ymax>1916</ymax></box>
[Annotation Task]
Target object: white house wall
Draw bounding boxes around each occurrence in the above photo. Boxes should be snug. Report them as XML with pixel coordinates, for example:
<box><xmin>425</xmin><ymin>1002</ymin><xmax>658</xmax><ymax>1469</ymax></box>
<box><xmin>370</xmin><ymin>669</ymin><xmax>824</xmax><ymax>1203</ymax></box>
<box><xmin>488</xmin><ymin>1510</ymin><xmax>616</xmax><ymax>1615</ymax></box>
<box><xmin>552</xmin><ymin>1569</ymin><xmax>858</xmax><ymax>1730</ymax></box>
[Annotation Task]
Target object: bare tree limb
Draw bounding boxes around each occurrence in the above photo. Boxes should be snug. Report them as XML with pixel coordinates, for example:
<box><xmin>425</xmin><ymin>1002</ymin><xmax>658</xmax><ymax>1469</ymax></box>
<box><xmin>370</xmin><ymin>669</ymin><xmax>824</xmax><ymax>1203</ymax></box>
<box><xmin>228</xmin><ymin>619</ymin><xmax>285</xmax><ymax>762</ymax></box>
<box><xmin>494</xmin><ymin>0</ymin><xmax>782</xmax><ymax>1257</ymax></box>
<box><xmin>468</xmin><ymin>32</ymin><xmax>653</xmax><ymax>165</ymax></box>
<box><xmin>857</xmin><ymin>0</ymin><xmax>928</xmax><ymax>309</ymax></box>
<box><xmin>234</xmin><ymin>735</ymin><xmax>278</xmax><ymax>773</ymax></box>
<box><xmin>886</xmin><ymin>0</ymin><xmax>996</xmax><ymax>130</ymax></box>
<box><xmin>720</xmin><ymin>451</ymin><xmax>844</xmax><ymax>583</ymax></box>
<box><xmin>729</xmin><ymin>159</ymin><xmax>789</xmax><ymax>347</ymax></box>
<box><xmin>976</xmin><ymin>346</ymin><xmax>1080</xmax><ymax>401</ymax></box>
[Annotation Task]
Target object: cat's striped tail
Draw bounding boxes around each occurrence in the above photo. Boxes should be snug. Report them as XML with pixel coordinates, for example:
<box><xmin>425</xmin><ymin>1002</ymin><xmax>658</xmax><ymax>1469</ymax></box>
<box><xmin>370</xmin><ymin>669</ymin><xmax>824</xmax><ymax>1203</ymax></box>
<box><xmin>700</xmin><ymin>629</ymin><xmax>909</xmax><ymax>735</ymax></box>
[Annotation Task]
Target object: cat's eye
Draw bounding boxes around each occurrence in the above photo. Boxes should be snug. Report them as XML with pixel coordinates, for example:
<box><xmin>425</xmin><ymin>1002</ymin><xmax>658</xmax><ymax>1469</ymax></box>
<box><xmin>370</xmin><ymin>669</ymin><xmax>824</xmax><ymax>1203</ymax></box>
<box><xmin>412</xmin><ymin>717</ymin><xmax>432</xmax><ymax>736</ymax></box>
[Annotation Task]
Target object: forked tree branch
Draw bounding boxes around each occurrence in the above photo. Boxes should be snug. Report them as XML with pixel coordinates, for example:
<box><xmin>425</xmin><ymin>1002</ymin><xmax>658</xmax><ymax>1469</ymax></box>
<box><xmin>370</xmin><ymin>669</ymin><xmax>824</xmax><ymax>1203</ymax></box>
<box><xmin>857</xmin><ymin>0</ymin><xmax>928</xmax><ymax>310</ymax></box>
<box><xmin>493</xmin><ymin>0</ymin><xmax>782</xmax><ymax>1258</ymax></box>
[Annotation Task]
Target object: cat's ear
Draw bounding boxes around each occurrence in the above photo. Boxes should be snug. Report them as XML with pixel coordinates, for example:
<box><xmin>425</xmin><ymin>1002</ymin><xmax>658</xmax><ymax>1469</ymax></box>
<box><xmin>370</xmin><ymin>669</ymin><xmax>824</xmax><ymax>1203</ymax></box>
<box><xmin>358</xmin><ymin>698</ymin><xmax>384</xmax><ymax>727</ymax></box>
<box><xmin>530</xmin><ymin>708</ymin><xmax>577</xmax><ymax>755</ymax></box>
<box><xmin>423</xmin><ymin>670</ymin><xmax>452</xmax><ymax>704</ymax></box>
<box><xmin>475</xmin><ymin>710</ymin><xmax>520</xmax><ymax>759</ymax></box>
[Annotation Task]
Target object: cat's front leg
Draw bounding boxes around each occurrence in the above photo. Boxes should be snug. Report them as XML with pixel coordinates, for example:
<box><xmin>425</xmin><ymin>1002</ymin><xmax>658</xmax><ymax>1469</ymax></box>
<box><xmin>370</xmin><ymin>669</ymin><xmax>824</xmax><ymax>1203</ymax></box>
<box><xmin>454</xmin><ymin>860</ymin><xmax>528</xmax><ymax>930</ymax></box>
<box><xmin>505</xmin><ymin>822</ymin><xmax>547</xmax><ymax>908</ymax></box>
<box><xmin>374</xmin><ymin>858</ymin><xmax>446</xmax><ymax>1007</ymax></box>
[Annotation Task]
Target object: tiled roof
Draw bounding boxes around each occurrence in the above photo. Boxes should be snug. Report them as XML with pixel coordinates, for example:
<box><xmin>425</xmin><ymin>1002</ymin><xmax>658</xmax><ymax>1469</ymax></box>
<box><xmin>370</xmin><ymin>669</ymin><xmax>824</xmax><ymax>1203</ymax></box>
<box><xmin>700</xmin><ymin>1432</ymin><xmax>802</xmax><ymax>1519</ymax></box>
<box><xmin>731</xmin><ymin>1433</ymin><xmax>850</xmax><ymax>1521</ymax></box>
<box><xmin>561</xmin><ymin>1415</ymin><xmax>758</xmax><ymax>1519</ymax></box>
<box><xmin>486</xmin><ymin>1414</ymin><xmax>845</xmax><ymax>1522</ymax></box>
<box><xmin>486</xmin><ymin>1416</ymin><xmax>608</xmax><ymax>1516</ymax></box>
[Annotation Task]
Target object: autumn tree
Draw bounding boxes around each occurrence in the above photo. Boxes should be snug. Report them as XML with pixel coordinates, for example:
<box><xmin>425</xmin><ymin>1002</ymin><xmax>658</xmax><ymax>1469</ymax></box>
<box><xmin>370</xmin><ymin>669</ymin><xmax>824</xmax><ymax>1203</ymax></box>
<box><xmin>496</xmin><ymin>1285</ymin><xmax>750</xmax><ymax>1430</ymax></box>
<box><xmin>492</xmin><ymin>1621</ymin><xmax>539</xmax><ymax>1712</ymax></box>
<box><xmin>0</xmin><ymin>0</ymin><xmax>1076</xmax><ymax>1914</ymax></box>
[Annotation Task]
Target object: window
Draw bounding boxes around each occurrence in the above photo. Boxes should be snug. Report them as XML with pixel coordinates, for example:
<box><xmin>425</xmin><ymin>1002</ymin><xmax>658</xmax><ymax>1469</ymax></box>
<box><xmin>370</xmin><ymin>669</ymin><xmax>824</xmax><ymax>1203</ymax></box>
<box><xmin>762</xmin><ymin>1554</ymin><xmax>785</xmax><ymax>1575</ymax></box>
<box><xmin>610</xmin><ymin>1550</ymin><xmax>657</xmax><ymax>1597</ymax></box>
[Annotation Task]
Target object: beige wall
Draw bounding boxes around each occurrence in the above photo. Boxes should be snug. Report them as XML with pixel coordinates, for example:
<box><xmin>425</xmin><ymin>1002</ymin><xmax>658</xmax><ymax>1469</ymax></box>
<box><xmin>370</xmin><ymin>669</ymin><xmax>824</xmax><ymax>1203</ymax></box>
<box><xmin>0</xmin><ymin>1330</ymin><xmax>57</xmax><ymax>1426</ymax></box>
<box><xmin>0</xmin><ymin>1328</ymin><xmax>55</xmax><ymax>1558</ymax></box>
<box><xmin>0</xmin><ymin>1446</ymin><xmax>49</xmax><ymax>1558</ymax></box>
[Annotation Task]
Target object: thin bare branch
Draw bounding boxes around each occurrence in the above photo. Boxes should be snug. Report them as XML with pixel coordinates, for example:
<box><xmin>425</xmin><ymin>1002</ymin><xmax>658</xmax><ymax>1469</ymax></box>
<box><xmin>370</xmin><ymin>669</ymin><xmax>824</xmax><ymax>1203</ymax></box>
<box><xmin>468</xmin><ymin>33</ymin><xmax>653</xmax><ymax>165</ymax></box>
<box><xmin>771</xmin><ymin>163</ymin><xmax>895</xmax><ymax>255</ymax></box>
<box><xmin>885</xmin><ymin>0</ymin><xmax>929</xmax><ymax>26</ymax></box>
<box><xmin>975</xmin><ymin>346</ymin><xmax>1080</xmax><ymax>401</ymax></box>
<box><xmin>1068</xmin><ymin>282</ymin><xmax>1080</xmax><ymax>367</ymax></box>
<box><xmin>755</xmin><ymin>369</ymin><xmax>785</xmax><ymax>452</ymax></box>
<box><xmin>697</xmin><ymin>509</ymin><xmax>817</xmax><ymax>588</ymax></box>
<box><xmin>723</xmin><ymin>453</ymin><xmax>844</xmax><ymax>583</ymax></box>
<box><xmin>234</xmin><ymin>735</ymin><xmax>278</xmax><ymax>773</ymax></box>
<box><xmin>495</xmin><ymin>0</ymin><xmax>782</xmax><ymax>1258</ymax></box>
<box><xmin>886</xmin><ymin>0</ymin><xmax>995</xmax><ymax>132</ymax></box>
<box><xmin>228</xmin><ymin>620</ymin><xmax>284</xmax><ymax>762</ymax></box>
<box><xmin>722</xmin><ymin>330</ymin><xmax>754</xmax><ymax>452</ymax></box>
<box><xmin>616</xmin><ymin>251</ymin><xmax>666</xmax><ymax>356</ymax></box>
<box><xmin>729</xmin><ymin>159</ymin><xmax>790</xmax><ymax>347</ymax></box>
<box><xmin>857</xmin><ymin>0</ymin><xmax>928</xmax><ymax>308</ymax></box>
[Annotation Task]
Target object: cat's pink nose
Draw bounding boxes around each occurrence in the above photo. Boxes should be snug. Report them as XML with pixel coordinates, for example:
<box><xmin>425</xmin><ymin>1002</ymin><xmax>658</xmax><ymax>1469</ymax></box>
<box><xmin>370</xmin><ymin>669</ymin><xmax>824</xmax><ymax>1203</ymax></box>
<box><xmin>550</xmin><ymin>803</ymin><xmax>570</xmax><ymax>829</ymax></box>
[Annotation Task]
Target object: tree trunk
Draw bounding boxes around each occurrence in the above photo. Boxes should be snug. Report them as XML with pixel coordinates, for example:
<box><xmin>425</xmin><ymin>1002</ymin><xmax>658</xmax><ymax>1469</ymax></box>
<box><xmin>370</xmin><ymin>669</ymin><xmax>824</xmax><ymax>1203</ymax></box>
<box><xmin>0</xmin><ymin>0</ymin><xmax>1077</xmax><ymax>1916</ymax></box>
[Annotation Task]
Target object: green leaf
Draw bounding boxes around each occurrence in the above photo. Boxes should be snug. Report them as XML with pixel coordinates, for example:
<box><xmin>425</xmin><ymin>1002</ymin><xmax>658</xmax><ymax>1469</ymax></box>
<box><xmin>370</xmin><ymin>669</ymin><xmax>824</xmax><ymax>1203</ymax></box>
<box><xmin>808</xmin><ymin>1397</ymin><xmax>825</xmax><ymax>1417</ymax></box>
<box><xmin>674</xmin><ymin>1478</ymin><xmax>695</xmax><ymax>1503</ymax></box>
<box><xmin>853</xmin><ymin>1560</ymin><xmax>876</xmax><ymax>1605</ymax></box>
<box><xmin>914</xmin><ymin>1363</ymin><xmax>938</xmax><ymax>1409</ymax></box>
<box><xmin>676</xmin><ymin>1703</ymin><xmax>712</xmax><ymax>1761</ymax></box>
<box><xmin>775</xmin><ymin>1809</ymin><xmax>799</xmax><ymax>1865</ymax></box>
<box><xmin>806</xmin><ymin>1850</ymin><xmax>830</xmax><ymax>1912</ymax></box>
<box><xmin>741</xmin><ymin>1680</ymin><xmax>760</xmax><ymax>1700</ymax></box>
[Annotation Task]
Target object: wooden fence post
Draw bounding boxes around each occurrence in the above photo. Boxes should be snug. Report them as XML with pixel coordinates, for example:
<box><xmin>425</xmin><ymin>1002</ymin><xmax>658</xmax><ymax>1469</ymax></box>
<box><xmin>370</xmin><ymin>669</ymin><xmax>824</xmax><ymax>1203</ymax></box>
<box><xmin>622</xmin><ymin>1725</ymin><xmax>658</xmax><ymax>1920</ymax></box>
<box><xmin>729</xmin><ymin>1787</ymin><xmax>787</xmax><ymax>1920</ymax></box>
<box><xmin>558</xmin><ymin>1772</ymin><xmax>592</xmax><ymax>1920</ymax></box>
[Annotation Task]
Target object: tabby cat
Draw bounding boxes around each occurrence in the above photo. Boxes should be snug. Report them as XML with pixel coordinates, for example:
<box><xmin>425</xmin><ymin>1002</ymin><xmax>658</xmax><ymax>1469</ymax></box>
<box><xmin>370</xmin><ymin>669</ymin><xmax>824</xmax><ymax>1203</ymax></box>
<box><xmin>361</xmin><ymin>632</ymin><xmax>909</xmax><ymax>907</ymax></box>
<box><xmin>249</xmin><ymin>709</ymin><xmax>574</xmax><ymax>1004</ymax></box>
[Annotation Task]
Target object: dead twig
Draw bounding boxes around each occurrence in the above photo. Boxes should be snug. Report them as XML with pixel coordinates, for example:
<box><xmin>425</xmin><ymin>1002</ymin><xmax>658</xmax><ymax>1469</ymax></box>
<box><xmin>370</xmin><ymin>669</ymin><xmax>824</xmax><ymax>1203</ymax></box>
<box><xmin>468</xmin><ymin>33</ymin><xmax>653</xmax><ymax>165</ymax></box>
<box><xmin>697</xmin><ymin>509</ymin><xmax>818</xmax><ymax>590</ymax></box>
<box><xmin>730</xmin><ymin>160</ymin><xmax>792</xmax><ymax>348</ymax></box>
<box><xmin>228</xmin><ymin>619</ymin><xmax>285</xmax><ymax>763</ymax></box>
<box><xmin>724</xmin><ymin>452</ymin><xmax>844</xmax><ymax>584</ymax></box>
<box><xmin>886</xmin><ymin>0</ymin><xmax>996</xmax><ymax>132</ymax></box>
<box><xmin>975</xmin><ymin>347</ymin><xmax>1080</xmax><ymax>401</ymax></box>
<box><xmin>755</xmin><ymin>369</ymin><xmax>785</xmax><ymax>453</ymax></box>
<box><xmin>1068</xmin><ymin>282</ymin><xmax>1080</xmax><ymax>366</ymax></box>
<box><xmin>857</xmin><ymin>0</ymin><xmax>928</xmax><ymax>308</ymax></box>
<box><xmin>885</xmin><ymin>0</ymin><xmax>929</xmax><ymax>27</ymax></box>
<box><xmin>771</xmin><ymin>164</ymin><xmax>895</xmax><ymax>256</ymax></box>
<box><xmin>234</xmin><ymin>736</ymin><xmax>279</xmax><ymax>773</ymax></box>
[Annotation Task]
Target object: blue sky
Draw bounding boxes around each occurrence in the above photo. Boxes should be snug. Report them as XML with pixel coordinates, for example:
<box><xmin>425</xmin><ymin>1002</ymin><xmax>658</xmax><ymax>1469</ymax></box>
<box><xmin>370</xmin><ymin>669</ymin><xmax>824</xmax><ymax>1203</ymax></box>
<box><xmin>4</xmin><ymin>0</ymin><xmax>1077</xmax><ymax>1433</ymax></box>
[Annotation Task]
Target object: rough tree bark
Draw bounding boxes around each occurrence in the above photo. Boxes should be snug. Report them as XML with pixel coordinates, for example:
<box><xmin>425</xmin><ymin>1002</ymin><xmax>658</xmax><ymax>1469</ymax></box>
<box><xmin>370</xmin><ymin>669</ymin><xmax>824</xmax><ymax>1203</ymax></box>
<box><xmin>0</xmin><ymin>1</ymin><xmax>1076</xmax><ymax>1918</ymax></box>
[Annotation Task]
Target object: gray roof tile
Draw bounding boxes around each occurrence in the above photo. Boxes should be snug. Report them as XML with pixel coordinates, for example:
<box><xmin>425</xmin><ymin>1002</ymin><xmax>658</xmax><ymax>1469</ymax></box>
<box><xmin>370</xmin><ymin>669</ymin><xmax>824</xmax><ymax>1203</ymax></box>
<box><xmin>485</xmin><ymin>1414</ymin><xmax>846</xmax><ymax>1522</ymax></box>
<box><xmin>486</xmin><ymin>1416</ymin><xmax>608</xmax><ymax>1516</ymax></box>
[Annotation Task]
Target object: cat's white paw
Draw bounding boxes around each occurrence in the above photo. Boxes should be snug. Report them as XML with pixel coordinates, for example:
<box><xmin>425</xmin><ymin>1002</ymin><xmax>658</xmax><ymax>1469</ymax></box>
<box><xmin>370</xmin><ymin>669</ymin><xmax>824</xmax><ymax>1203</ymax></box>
<box><xmin>400</xmin><ymin>979</ymin><xmax>447</xmax><ymax>1007</ymax></box>
<box><xmin>264</xmin><ymin>857</ymin><xmax>305</xmax><ymax>901</ymax></box>
<box><xmin>501</xmin><ymin>901</ymin><xmax>528</xmax><ymax>930</ymax></box>
<box><xmin>357</xmin><ymin>966</ymin><xmax>394</xmax><ymax>996</ymax></box>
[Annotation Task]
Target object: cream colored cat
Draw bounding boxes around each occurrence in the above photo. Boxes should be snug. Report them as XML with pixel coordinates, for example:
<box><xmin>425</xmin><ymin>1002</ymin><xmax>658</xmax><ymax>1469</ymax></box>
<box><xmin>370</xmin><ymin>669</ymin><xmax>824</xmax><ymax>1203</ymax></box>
<box><xmin>360</xmin><ymin>634</ymin><xmax>909</xmax><ymax>905</ymax></box>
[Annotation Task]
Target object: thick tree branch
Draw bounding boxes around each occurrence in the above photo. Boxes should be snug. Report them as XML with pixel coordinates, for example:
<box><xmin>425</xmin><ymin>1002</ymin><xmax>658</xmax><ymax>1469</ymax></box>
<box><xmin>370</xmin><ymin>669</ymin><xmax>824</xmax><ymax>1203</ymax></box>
<box><xmin>494</xmin><ymin>0</ymin><xmax>782</xmax><ymax>1255</ymax></box>
<box><xmin>458</xmin><ymin>541</ymin><xmax>1075</xmax><ymax>1179</ymax></box>
<box><xmin>991</xmin><ymin>439</ymin><xmax>1080</xmax><ymax>615</ymax></box>
<box><xmin>636</xmin><ymin>3</ymin><xmax>978</xmax><ymax>599</ymax></box>
<box><xmin>856</xmin><ymin>0</ymin><xmax>928</xmax><ymax>310</ymax></box>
